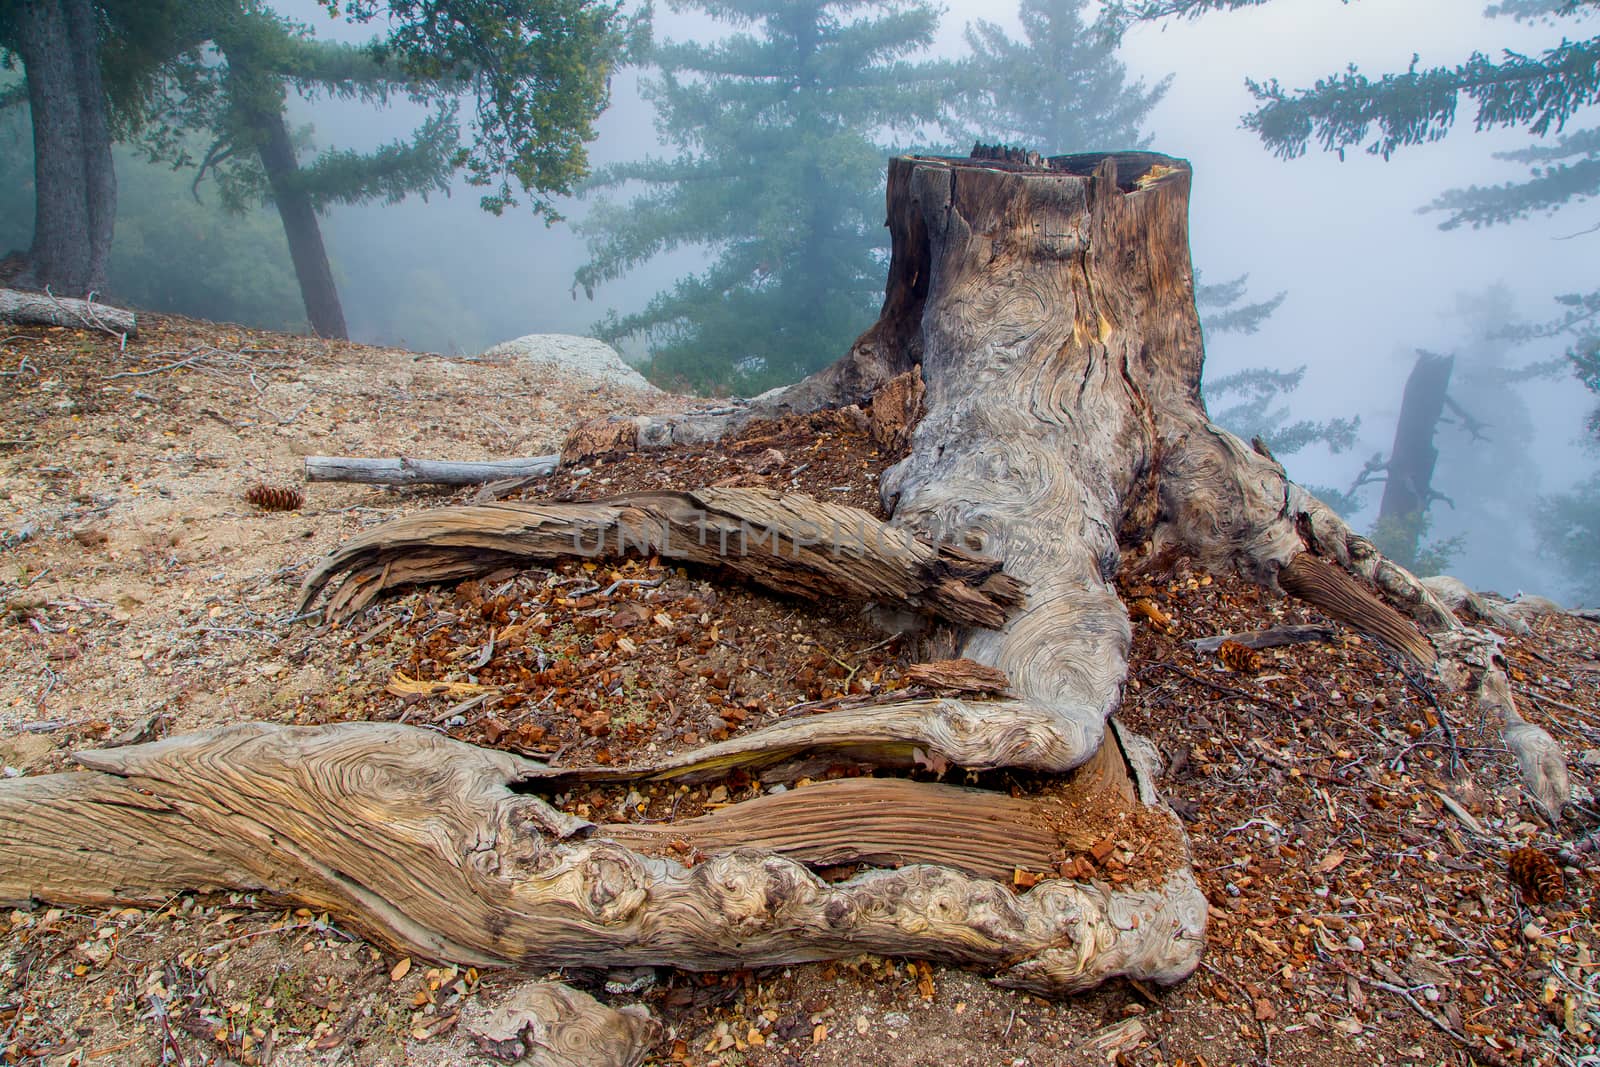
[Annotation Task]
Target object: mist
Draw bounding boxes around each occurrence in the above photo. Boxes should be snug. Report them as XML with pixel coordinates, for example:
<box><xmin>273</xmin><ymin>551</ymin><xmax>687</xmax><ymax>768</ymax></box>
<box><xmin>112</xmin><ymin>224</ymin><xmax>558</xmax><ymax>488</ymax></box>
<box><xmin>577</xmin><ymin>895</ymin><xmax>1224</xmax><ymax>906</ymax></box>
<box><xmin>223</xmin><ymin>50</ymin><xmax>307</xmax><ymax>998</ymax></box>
<box><xmin>5</xmin><ymin>0</ymin><xmax>1595</xmax><ymax>601</ymax></box>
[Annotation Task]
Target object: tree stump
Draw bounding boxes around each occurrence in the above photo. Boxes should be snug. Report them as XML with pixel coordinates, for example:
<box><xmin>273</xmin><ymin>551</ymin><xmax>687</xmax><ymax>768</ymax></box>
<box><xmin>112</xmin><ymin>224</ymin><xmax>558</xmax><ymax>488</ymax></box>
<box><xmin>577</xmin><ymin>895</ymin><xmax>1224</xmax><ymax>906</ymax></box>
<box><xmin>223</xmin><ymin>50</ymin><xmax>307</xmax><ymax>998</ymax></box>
<box><xmin>3</xmin><ymin>150</ymin><xmax>1537</xmax><ymax>999</ymax></box>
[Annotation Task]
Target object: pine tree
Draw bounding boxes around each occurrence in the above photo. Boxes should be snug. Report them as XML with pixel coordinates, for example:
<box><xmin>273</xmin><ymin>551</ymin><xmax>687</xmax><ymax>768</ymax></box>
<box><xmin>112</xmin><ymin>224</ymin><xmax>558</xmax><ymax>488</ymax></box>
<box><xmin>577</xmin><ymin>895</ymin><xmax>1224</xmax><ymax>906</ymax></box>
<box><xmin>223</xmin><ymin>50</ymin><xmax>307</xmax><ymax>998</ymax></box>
<box><xmin>2</xmin><ymin>0</ymin><xmax>629</xmax><ymax>335</ymax></box>
<box><xmin>948</xmin><ymin>0</ymin><xmax>1169</xmax><ymax>152</ymax></box>
<box><xmin>575</xmin><ymin>0</ymin><xmax>950</xmax><ymax>395</ymax></box>
<box><xmin>1196</xmin><ymin>274</ymin><xmax>1361</xmax><ymax>509</ymax></box>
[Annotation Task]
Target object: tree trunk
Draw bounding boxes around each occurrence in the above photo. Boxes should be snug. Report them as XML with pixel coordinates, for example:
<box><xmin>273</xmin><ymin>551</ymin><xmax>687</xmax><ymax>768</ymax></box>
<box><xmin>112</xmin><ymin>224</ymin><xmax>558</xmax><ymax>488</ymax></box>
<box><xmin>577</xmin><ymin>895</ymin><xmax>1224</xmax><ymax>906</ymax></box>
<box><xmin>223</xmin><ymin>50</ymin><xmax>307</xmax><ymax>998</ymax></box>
<box><xmin>11</xmin><ymin>0</ymin><xmax>116</xmax><ymax>295</ymax></box>
<box><xmin>216</xmin><ymin>34</ymin><xmax>349</xmax><ymax>342</ymax></box>
<box><xmin>1376</xmin><ymin>351</ymin><xmax>1454</xmax><ymax>563</ymax></box>
<box><xmin>253</xmin><ymin>105</ymin><xmax>348</xmax><ymax>340</ymax></box>
<box><xmin>6</xmin><ymin>150</ymin><xmax>1529</xmax><ymax>999</ymax></box>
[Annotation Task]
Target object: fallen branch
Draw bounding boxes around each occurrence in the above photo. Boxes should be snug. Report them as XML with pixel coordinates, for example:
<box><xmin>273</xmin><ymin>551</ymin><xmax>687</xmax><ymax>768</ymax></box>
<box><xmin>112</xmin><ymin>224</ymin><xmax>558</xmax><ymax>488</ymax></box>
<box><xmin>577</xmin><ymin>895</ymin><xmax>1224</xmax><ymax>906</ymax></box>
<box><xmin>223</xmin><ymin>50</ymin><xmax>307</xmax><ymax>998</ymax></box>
<box><xmin>304</xmin><ymin>454</ymin><xmax>559</xmax><ymax>487</ymax></box>
<box><xmin>1186</xmin><ymin>624</ymin><xmax>1335</xmax><ymax>655</ymax></box>
<box><xmin>0</xmin><ymin>287</ymin><xmax>136</xmax><ymax>338</ymax></box>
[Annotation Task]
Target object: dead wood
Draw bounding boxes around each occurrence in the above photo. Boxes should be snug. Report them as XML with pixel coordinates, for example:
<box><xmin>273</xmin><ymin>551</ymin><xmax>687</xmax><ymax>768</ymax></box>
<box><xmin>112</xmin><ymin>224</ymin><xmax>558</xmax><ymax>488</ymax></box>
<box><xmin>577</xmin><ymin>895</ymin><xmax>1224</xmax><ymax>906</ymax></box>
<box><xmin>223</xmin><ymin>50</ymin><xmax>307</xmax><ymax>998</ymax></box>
<box><xmin>1278</xmin><ymin>553</ymin><xmax>1435</xmax><ymax>666</ymax></box>
<box><xmin>304</xmin><ymin>454</ymin><xmax>559</xmax><ymax>487</ymax></box>
<box><xmin>469</xmin><ymin>982</ymin><xmax>659</xmax><ymax>1067</ymax></box>
<box><xmin>0</xmin><ymin>722</ymin><xmax>1203</xmax><ymax>995</ymax></box>
<box><xmin>0</xmin><ymin>287</ymin><xmax>136</xmax><ymax>337</ymax></box>
<box><xmin>904</xmin><ymin>658</ymin><xmax>1011</xmax><ymax>695</ymax></box>
<box><xmin>1186</xmin><ymin>625</ymin><xmax>1335</xmax><ymax>654</ymax></box>
<box><xmin>605</xmin><ymin>777</ymin><xmax>1059</xmax><ymax>881</ymax></box>
<box><xmin>297</xmin><ymin>488</ymin><xmax>1025</xmax><ymax>627</ymax></box>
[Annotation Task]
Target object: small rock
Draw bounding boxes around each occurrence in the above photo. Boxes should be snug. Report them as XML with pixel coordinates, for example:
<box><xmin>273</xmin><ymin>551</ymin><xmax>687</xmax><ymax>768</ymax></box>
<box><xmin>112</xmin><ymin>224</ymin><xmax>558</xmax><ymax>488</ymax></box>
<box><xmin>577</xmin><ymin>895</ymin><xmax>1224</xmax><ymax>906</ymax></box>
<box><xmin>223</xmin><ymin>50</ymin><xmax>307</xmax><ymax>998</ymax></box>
<box><xmin>0</xmin><ymin>733</ymin><xmax>56</xmax><ymax>773</ymax></box>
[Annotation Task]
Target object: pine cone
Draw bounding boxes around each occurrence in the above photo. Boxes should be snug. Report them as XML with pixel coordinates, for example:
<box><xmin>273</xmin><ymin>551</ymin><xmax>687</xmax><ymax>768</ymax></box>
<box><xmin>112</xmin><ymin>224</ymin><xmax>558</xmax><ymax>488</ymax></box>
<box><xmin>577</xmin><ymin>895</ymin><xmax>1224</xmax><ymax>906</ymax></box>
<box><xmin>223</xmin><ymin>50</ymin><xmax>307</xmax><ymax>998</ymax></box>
<box><xmin>1217</xmin><ymin>639</ymin><xmax>1263</xmax><ymax>674</ymax></box>
<box><xmin>245</xmin><ymin>484</ymin><xmax>305</xmax><ymax>512</ymax></box>
<box><xmin>1508</xmin><ymin>846</ymin><xmax>1565</xmax><ymax>904</ymax></box>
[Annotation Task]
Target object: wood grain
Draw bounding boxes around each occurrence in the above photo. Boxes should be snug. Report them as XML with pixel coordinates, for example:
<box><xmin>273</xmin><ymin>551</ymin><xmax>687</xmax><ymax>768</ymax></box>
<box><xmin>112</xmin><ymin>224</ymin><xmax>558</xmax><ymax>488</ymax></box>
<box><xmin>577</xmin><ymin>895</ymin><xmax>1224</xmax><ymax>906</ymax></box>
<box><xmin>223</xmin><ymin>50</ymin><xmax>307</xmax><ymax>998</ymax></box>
<box><xmin>297</xmin><ymin>488</ymin><xmax>1025</xmax><ymax>627</ymax></box>
<box><xmin>0</xmin><ymin>723</ymin><xmax>1205</xmax><ymax>995</ymax></box>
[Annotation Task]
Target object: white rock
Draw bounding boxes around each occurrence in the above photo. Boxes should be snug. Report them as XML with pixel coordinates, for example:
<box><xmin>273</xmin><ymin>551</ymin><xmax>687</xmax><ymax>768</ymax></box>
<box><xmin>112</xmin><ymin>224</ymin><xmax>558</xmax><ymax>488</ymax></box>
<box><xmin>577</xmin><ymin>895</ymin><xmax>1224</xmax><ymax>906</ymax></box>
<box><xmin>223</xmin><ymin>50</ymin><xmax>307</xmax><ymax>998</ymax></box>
<box><xmin>477</xmin><ymin>333</ymin><xmax>657</xmax><ymax>392</ymax></box>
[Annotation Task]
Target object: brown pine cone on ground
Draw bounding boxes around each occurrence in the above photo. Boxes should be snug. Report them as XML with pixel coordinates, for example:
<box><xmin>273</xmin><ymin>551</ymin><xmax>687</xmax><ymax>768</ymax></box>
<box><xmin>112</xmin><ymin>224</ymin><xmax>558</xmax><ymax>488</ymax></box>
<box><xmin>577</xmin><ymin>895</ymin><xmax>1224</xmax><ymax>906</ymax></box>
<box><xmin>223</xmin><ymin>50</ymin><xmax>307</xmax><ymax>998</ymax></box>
<box><xmin>246</xmin><ymin>484</ymin><xmax>305</xmax><ymax>512</ymax></box>
<box><xmin>1508</xmin><ymin>846</ymin><xmax>1565</xmax><ymax>904</ymax></box>
<box><xmin>1217</xmin><ymin>639</ymin><xmax>1264</xmax><ymax>674</ymax></box>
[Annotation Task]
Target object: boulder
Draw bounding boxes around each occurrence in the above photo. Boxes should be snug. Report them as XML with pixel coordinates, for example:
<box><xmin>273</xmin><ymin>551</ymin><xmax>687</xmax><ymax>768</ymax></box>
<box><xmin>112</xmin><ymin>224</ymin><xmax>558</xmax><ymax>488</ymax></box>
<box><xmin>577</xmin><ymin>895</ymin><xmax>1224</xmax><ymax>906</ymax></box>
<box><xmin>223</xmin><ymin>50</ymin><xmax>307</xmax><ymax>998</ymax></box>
<box><xmin>478</xmin><ymin>334</ymin><xmax>657</xmax><ymax>392</ymax></box>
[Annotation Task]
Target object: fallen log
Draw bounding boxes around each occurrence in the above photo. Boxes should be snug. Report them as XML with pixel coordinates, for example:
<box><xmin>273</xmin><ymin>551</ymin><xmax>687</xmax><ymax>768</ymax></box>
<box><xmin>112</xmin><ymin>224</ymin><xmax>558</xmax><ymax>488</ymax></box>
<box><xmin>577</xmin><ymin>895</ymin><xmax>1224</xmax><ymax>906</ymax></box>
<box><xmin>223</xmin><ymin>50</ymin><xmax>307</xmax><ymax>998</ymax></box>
<box><xmin>303</xmin><ymin>454</ymin><xmax>559</xmax><ymax>486</ymax></box>
<box><xmin>0</xmin><ymin>287</ymin><xmax>136</xmax><ymax>337</ymax></box>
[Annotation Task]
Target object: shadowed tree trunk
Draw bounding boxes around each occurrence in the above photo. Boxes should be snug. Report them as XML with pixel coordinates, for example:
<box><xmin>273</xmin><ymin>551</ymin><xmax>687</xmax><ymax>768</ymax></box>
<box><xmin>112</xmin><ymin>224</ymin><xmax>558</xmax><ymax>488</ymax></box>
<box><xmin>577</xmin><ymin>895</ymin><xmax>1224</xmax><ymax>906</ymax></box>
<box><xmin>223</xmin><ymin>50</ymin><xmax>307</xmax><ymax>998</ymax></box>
<box><xmin>249</xmin><ymin>103</ymin><xmax>348</xmax><ymax>340</ymax></box>
<box><xmin>1376</xmin><ymin>350</ymin><xmax>1454</xmax><ymax>563</ymax></box>
<box><xmin>218</xmin><ymin>34</ymin><xmax>349</xmax><ymax>341</ymax></box>
<box><xmin>10</xmin><ymin>0</ymin><xmax>116</xmax><ymax>295</ymax></box>
<box><xmin>3</xmin><ymin>150</ymin><xmax>1529</xmax><ymax>999</ymax></box>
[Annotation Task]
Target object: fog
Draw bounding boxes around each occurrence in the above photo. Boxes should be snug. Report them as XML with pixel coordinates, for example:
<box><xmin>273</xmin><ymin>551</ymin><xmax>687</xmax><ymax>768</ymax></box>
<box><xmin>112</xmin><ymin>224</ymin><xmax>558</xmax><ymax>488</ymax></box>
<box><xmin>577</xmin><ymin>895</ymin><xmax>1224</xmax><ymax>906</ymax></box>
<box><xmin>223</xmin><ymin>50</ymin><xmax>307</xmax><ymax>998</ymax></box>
<box><xmin>14</xmin><ymin>0</ymin><xmax>1598</xmax><ymax>599</ymax></box>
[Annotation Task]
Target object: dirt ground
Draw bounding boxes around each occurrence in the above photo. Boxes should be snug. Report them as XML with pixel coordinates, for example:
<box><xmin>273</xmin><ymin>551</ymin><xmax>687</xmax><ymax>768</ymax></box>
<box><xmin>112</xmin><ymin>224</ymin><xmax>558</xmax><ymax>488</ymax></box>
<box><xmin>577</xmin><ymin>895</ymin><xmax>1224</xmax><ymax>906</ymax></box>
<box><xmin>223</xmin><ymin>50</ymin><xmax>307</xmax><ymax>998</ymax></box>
<box><xmin>1</xmin><ymin>314</ymin><xmax>1597</xmax><ymax>1067</ymax></box>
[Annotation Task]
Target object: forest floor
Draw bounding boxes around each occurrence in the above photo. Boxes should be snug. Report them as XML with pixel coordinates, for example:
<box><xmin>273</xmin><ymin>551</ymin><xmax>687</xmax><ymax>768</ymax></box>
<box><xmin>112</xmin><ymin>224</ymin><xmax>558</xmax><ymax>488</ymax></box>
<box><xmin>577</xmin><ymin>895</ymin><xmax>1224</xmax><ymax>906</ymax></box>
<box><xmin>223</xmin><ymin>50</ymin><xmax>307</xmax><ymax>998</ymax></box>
<box><xmin>0</xmin><ymin>314</ymin><xmax>1596</xmax><ymax>1067</ymax></box>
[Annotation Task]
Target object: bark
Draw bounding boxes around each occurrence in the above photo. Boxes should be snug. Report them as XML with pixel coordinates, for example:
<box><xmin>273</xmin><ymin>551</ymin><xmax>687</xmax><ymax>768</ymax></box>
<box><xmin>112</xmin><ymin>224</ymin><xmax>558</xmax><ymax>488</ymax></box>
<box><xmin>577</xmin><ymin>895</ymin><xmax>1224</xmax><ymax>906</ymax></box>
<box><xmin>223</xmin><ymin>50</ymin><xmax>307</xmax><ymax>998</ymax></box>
<box><xmin>304</xmin><ymin>454</ymin><xmax>559</xmax><ymax>486</ymax></box>
<box><xmin>216</xmin><ymin>37</ymin><xmax>349</xmax><ymax>341</ymax></box>
<box><xmin>0</xmin><ymin>287</ymin><xmax>136</xmax><ymax>336</ymax></box>
<box><xmin>11</xmin><ymin>0</ymin><xmax>116</xmax><ymax>295</ymax></box>
<box><xmin>1376</xmin><ymin>351</ymin><xmax>1454</xmax><ymax>561</ymax></box>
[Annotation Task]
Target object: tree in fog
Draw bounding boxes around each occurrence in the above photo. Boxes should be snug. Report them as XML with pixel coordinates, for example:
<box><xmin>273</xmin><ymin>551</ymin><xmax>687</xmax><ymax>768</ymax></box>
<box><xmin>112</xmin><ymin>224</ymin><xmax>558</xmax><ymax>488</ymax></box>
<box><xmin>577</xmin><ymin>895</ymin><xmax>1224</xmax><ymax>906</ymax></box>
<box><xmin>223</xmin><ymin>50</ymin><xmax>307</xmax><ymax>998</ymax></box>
<box><xmin>576</xmin><ymin>0</ymin><xmax>949</xmax><ymax>394</ymax></box>
<box><xmin>0</xmin><ymin>0</ymin><xmax>629</xmax><ymax>336</ymax></box>
<box><xmin>144</xmin><ymin>0</ymin><xmax>631</xmax><ymax>339</ymax></box>
<box><xmin>947</xmin><ymin>0</ymin><xmax>1168</xmax><ymax>152</ymax></box>
<box><xmin>0</xmin><ymin>0</ymin><xmax>190</xmax><ymax>294</ymax></box>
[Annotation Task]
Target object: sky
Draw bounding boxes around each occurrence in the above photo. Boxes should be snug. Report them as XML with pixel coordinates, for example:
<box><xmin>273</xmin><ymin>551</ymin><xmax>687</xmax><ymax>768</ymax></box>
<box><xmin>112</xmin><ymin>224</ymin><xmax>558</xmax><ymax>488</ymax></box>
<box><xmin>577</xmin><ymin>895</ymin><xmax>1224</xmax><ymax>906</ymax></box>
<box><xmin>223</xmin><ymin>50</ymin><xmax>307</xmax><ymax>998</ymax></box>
<box><xmin>88</xmin><ymin>1</ymin><xmax>1600</xmax><ymax>596</ymax></box>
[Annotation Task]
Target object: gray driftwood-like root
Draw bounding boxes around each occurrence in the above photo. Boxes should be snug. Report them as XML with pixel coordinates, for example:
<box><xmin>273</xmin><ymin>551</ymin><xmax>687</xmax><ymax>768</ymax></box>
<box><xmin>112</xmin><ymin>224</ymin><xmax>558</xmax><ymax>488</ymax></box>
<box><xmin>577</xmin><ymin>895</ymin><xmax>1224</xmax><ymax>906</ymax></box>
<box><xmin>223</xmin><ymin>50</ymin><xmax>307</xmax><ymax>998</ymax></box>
<box><xmin>297</xmin><ymin>488</ymin><xmax>1024</xmax><ymax>627</ymax></box>
<box><xmin>0</xmin><ymin>723</ymin><xmax>1205</xmax><ymax>995</ymax></box>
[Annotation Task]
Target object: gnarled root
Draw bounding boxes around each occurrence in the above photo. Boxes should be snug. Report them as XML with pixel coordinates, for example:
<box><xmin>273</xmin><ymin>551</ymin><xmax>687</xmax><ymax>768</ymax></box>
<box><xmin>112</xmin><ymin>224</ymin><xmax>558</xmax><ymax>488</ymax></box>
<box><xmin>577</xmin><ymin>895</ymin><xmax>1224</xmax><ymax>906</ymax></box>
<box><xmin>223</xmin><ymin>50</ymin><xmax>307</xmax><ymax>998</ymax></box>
<box><xmin>0</xmin><ymin>722</ymin><xmax>1205</xmax><ymax>995</ymax></box>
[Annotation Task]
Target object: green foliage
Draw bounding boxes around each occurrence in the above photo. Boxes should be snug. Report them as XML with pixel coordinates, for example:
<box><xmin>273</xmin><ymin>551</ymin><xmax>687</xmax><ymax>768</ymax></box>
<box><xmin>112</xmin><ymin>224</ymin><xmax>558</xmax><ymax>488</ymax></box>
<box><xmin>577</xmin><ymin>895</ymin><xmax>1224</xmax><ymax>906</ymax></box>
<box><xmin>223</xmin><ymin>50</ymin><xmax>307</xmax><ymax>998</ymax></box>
<box><xmin>1368</xmin><ymin>510</ymin><xmax>1463</xmax><ymax>578</ymax></box>
<box><xmin>1196</xmin><ymin>271</ymin><xmax>1285</xmax><ymax>336</ymax></box>
<box><xmin>1205</xmin><ymin>366</ymin><xmax>1359</xmax><ymax>457</ymax></box>
<box><xmin>1535</xmin><ymin>473</ymin><xmax>1600</xmax><ymax>603</ymax></box>
<box><xmin>331</xmin><ymin>0</ymin><xmax>637</xmax><ymax>217</ymax></box>
<box><xmin>1376</xmin><ymin>511</ymin><xmax>1465</xmax><ymax>579</ymax></box>
<box><xmin>576</xmin><ymin>0</ymin><xmax>951</xmax><ymax>394</ymax></box>
<box><xmin>108</xmin><ymin>147</ymin><xmax>305</xmax><ymax>330</ymax></box>
<box><xmin>1195</xmin><ymin>272</ymin><xmax>1360</xmax><ymax>459</ymax></box>
<box><xmin>947</xmin><ymin>0</ymin><xmax>1169</xmax><ymax>152</ymax></box>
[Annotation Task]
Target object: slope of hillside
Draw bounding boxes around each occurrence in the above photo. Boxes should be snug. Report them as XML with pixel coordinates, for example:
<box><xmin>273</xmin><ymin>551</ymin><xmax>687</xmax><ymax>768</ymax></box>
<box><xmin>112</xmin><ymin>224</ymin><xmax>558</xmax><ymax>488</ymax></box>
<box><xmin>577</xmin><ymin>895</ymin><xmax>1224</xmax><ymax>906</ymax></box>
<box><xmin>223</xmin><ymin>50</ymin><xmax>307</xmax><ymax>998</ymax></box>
<box><xmin>0</xmin><ymin>314</ymin><xmax>1595</xmax><ymax>1066</ymax></box>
